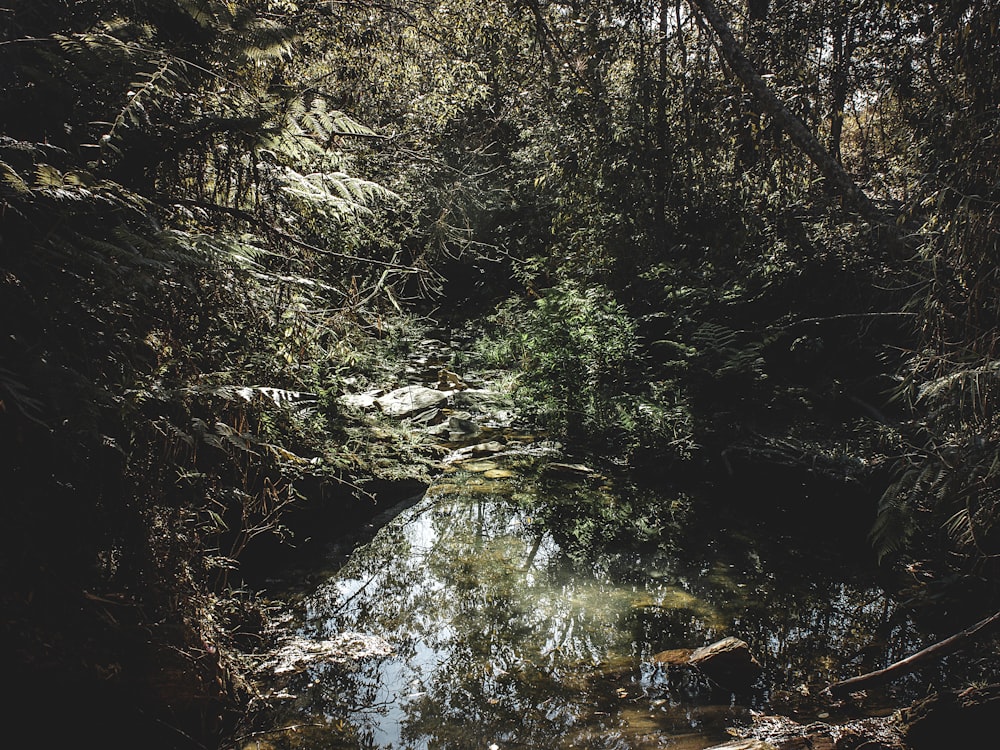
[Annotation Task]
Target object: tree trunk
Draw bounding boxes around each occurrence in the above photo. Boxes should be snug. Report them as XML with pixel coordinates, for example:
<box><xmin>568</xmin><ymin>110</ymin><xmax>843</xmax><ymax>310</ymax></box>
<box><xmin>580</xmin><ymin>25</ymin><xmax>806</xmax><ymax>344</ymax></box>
<box><xmin>735</xmin><ymin>0</ymin><xmax>770</xmax><ymax>170</ymax></box>
<box><xmin>687</xmin><ymin>0</ymin><xmax>885</xmax><ymax>226</ymax></box>
<box><xmin>828</xmin><ymin>3</ymin><xmax>856</xmax><ymax>164</ymax></box>
<box><xmin>654</xmin><ymin>0</ymin><xmax>672</xmax><ymax>249</ymax></box>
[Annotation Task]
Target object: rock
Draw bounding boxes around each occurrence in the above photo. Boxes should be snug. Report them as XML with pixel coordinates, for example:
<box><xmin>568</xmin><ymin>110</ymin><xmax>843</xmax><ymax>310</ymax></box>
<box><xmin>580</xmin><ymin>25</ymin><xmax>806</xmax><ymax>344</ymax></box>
<box><xmin>650</xmin><ymin>637</ymin><xmax>760</xmax><ymax>690</ymax></box>
<box><xmin>375</xmin><ymin>385</ymin><xmax>454</xmax><ymax>418</ymax></box>
<box><xmin>651</xmin><ymin>647</ymin><xmax>695</xmax><ymax>666</ymax></box>
<box><xmin>483</xmin><ymin>468</ymin><xmax>515</xmax><ymax>479</ymax></box>
<box><xmin>409</xmin><ymin>407</ymin><xmax>443</xmax><ymax>425</ymax></box>
<box><xmin>458</xmin><ymin>460</ymin><xmax>498</xmax><ymax>472</ymax></box>
<box><xmin>450</xmin><ymin>388</ymin><xmax>503</xmax><ymax>408</ymax></box>
<box><xmin>447</xmin><ymin>415</ymin><xmax>481</xmax><ymax>438</ymax></box>
<box><xmin>689</xmin><ymin>636</ymin><xmax>762</xmax><ymax>691</ymax></box>
<box><xmin>436</xmin><ymin>369</ymin><xmax>467</xmax><ymax>390</ymax></box>
<box><xmin>339</xmin><ymin>389</ymin><xmax>382</xmax><ymax>409</ymax></box>
<box><xmin>447</xmin><ymin>440</ymin><xmax>507</xmax><ymax>461</ymax></box>
<box><xmin>542</xmin><ymin>461</ymin><xmax>596</xmax><ymax>477</ymax></box>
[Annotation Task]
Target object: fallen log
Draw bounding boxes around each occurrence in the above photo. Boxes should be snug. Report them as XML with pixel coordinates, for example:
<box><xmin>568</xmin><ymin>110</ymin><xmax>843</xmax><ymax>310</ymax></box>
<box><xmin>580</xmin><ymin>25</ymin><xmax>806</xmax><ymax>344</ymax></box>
<box><xmin>825</xmin><ymin>609</ymin><xmax>1000</xmax><ymax>697</ymax></box>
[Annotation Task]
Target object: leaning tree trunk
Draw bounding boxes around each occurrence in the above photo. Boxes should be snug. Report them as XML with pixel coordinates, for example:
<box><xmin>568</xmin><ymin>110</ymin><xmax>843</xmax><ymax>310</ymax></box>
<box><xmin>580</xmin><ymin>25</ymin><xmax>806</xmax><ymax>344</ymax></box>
<box><xmin>688</xmin><ymin>0</ymin><xmax>885</xmax><ymax>226</ymax></box>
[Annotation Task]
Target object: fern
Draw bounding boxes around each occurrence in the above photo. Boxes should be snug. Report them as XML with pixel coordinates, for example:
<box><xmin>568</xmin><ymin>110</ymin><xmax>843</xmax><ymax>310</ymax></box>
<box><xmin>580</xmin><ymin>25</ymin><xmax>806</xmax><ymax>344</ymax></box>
<box><xmin>175</xmin><ymin>0</ymin><xmax>298</xmax><ymax>62</ymax></box>
<box><xmin>917</xmin><ymin>359</ymin><xmax>1000</xmax><ymax>426</ymax></box>
<box><xmin>870</xmin><ymin>463</ymin><xmax>940</xmax><ymax>562</ymax></box>
<box><xmin>274</xmin><ymin>167</ymin><xmax>398</xmax><ymax>222</ymax></box>
<box><xmin>239</xmin><ymin>17</ymin><xmax>298</xmax><ymax>63</ymax></box>
<box><xmin>691</xmin><ymin>322</ymin><xmax>766</xmax><ymax>380</ymax></box>
<box><xmin>0</xmin><ymin>159</ymin><xmax>30</xmax><ymax>194</ymax></box>
<box><xmin>107</xmin><ymin>57</ymin><xmax>187</xmax><ymax>144</ymax></box>
<box><xmin>299</xmin><ymin>96</ymin><xmax>380</xmax><ymax>141</ymax></box>
<box><xmin>175</xmin><ymin>0</ymin><xmax>230</xmax><ymax>27</ymax></box>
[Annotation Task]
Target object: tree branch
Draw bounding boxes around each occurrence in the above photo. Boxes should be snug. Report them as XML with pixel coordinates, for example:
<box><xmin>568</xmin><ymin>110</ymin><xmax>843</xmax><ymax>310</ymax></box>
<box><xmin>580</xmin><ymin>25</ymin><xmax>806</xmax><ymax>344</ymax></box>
<box><xmin>825</xmin><ymin>610</ymin><xmax>1000</xmax><ymax>697</ymax></box>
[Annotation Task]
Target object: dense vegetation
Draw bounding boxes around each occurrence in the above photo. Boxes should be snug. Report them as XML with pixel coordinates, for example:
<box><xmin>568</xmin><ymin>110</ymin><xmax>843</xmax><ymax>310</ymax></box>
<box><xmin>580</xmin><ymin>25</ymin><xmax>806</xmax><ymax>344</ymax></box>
<box><xmin>1</xmin><ymin>0</ymin><xmax>997</xmax><ymax>747</ymax></box>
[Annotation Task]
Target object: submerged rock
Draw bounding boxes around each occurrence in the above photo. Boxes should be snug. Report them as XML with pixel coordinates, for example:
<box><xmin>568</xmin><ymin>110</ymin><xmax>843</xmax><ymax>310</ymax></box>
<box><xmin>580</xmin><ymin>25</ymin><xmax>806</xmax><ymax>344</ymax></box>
<box><xmin>651</xmin><ymin>647</ymin><xmax>695</xmax><ymax>666</ymax></box>
<box><xmin>447</xmin><ymin>440</ymin><xmax>507</xmax><ymax>461</ymax></box>
<box><xmin>542</xmin><ymin>461</ymin><xmax>598</xmax><ymax>478</ymax></box>
<box><xmin>651</xmin><ymin>637</ymin><xmax>762</xmax><ymax>691</ymax></box>
<box><xmin>690</xmin><ymin>636</ymin><xmax>763</xmax><ymax>691</ymax></box>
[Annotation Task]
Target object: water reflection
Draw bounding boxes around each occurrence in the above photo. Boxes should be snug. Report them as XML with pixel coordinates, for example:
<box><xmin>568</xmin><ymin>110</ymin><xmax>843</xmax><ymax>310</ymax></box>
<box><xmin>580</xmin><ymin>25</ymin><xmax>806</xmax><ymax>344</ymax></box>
<box><xmin>259</xmin><ymin>456</ymin><xmax>910</xmax><ymax>750</ymax></box>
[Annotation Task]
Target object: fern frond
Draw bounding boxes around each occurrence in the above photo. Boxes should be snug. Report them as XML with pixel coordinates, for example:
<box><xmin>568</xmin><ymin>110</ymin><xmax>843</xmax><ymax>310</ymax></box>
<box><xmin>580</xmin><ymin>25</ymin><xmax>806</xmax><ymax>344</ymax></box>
<box><xmin>240</xmin><ymin>18</ymin><xmax>298</xmax><ymax>62</ymax></box>
<box><xmin>943</xmin><ymin>506</ymin><xmax>975</xmax><ymax>549</ymax></box>
<box><xmin>917</xmin><ymin>359</ymin><xmax>1000</xmax><ymax>425</ymax></box>
<box><xmin>0</xmin><ymin>159</ymin><xmax>30</xmax><ymax>194</ymax></box>
<box><xmin>235</xmin><ymin>386</ymin><xmax>318</xmax><ymax>408</ymax></box>
<box><xmin>302</xmin><ymin>97</ymin><xmax>379</xmax><ymax>140</ymax></box>
<box><xmin>275</xmin><ymin>167</ymin><xmax>398</xmax><ymax>221</ymax></box>
<box><xmin>692</xmin><ymin>322</ymin><xmax>739</xmax><ymax>351</ymax></box>
<box><xmin>108</xmin><ymin>57</ymin><xmax>186</xmax><ymax>142</ymax></box>
<box><xmin>691</xmin><ymin>322</ymin><xmax>765</xmax><ymax>379</ymax></box>
<box><xmin>176</xmin><ymin>0</ymin><xmax>224</xmax><ymax>27</ymax></box>
<box><xmin>871</xmin><ymin>470</ymin><xmax>918</xmax><ymax>562</ymax></box>
<box><xmin>213</xmin><ymin>421</ymin><xmax>259</xmax><ymax>455</ymax></box>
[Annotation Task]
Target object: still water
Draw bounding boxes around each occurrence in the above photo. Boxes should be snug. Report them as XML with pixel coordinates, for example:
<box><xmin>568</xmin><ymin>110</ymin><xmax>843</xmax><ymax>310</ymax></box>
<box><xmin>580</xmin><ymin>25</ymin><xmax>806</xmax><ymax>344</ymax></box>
<box><xmin>253</xmin><ymin>450</ymin><xmax>912</xmax><ymax>750</ymax></box>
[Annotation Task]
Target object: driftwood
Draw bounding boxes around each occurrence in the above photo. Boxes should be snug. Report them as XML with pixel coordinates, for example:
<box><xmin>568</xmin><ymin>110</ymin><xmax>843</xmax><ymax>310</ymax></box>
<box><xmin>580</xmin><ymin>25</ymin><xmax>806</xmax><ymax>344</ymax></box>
<box><xmin>825</xmin><ymin>609</ymin><xmax>1000</xmax><ymax>697</ymax></box>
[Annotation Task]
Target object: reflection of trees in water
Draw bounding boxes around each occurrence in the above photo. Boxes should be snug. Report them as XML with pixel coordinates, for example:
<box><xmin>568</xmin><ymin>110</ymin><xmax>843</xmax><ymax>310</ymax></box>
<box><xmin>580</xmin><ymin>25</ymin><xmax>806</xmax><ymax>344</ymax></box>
<box><xmin>294</xmin><ymin>493</ymin><xmax>654</xmax><ymax>746</ymax></box>
<box><xmin>279</xmin><ymin>474</ymin><xmax>917</xmax><ymax>748</ymax></box>
<box><xmin>628</xmin><ymin>511</ymin><xmax>915</xmax><ymax>701</ymax></box>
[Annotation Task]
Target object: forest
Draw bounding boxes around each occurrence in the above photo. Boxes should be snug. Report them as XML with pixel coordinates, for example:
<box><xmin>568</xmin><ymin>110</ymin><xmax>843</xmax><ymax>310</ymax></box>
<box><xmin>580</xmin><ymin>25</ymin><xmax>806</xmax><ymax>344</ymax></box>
<box><xmin>1</xmin><ymin>0</ymin><xmax>998</xmax><ymax>748</ymax></box>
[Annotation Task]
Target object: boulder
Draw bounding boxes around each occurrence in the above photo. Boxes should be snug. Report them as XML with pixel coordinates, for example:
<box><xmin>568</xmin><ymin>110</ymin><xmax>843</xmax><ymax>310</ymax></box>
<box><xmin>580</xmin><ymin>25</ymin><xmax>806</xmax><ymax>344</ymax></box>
<box><xmin>447</xmin><ymin>440</ymin><xmax>507</xmax><ymax>462</ymax></box>
<box><xmin>374</xmin><ymin>385</ymin><xmax>453</xmax><ymax>418</ymax></box>
<box><xmin>450</xmin><ymin>388</ymin><xmax>503</xmax><ymax>408</ymax></box>
<box><xmin>339</xmin><ymin>388</ymin><xmax>382</xmax><ymax>409</ymax></box>
<box><xmin>689</xmin><ymin>636</ymin><xmax>762</xmax><ymax>691</ymax></box>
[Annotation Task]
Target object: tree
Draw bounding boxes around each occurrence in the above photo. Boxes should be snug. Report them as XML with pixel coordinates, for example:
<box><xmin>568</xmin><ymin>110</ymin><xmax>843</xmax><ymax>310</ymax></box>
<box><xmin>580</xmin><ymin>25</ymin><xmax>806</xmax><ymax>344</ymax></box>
<box><xmin>687</xmin><ymin>0</ymin><xmax>884</xmax><ymax>225</ymax></box>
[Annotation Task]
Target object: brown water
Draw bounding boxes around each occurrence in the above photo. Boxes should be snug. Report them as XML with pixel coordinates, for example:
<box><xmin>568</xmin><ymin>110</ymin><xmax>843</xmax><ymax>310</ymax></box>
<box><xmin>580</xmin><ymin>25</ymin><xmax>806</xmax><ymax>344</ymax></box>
<box><xmin>248</xmin><ymin>450</ymin><xmax>921</xmax><ymax>750</ymax></box>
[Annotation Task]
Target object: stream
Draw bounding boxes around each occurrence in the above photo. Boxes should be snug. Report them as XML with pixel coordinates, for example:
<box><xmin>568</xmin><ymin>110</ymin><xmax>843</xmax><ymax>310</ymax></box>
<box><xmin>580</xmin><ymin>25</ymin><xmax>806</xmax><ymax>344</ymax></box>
<box><xmin>244</xmin><ymin>341</ymin><xmax>942</xmax><ymax>750</ymax></box>
<box><xmin>248</xmin><ymin>461</ymin><xmax>931</xmax><ymax>748</ymax></box>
